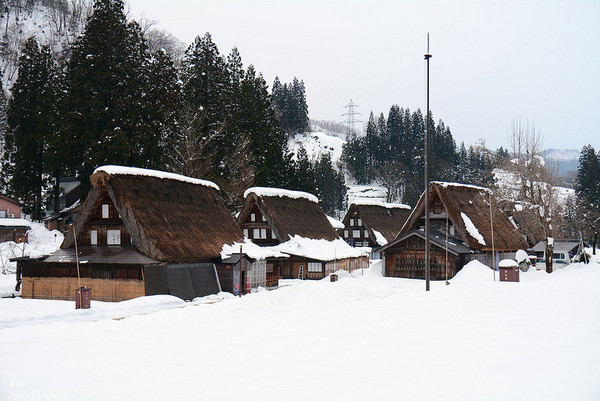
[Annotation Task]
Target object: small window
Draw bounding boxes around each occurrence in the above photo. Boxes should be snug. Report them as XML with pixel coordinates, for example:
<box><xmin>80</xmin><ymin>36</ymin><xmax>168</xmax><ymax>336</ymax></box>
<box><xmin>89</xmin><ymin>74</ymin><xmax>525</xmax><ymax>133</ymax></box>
<box><xmin>350</xmin><ymin>218</ymin><xmax>354</xmax><ymax>226</ymax></box>
<box><xmin>358</xmin><ymin>218</ymin><xmax>362</xmax><ymax>226</ymax></box>
<box><xmin>107</xmin><ymin>229</ymin><xmax>121</xmax><ymax>245</ymax></box>
<box><xmin>262</xmin><ymin>214</ymin><xmax>266</xmax><ymax>222</ymax></box>
<box><xmin>353</xmin><ymin>230</ymin><xmax>361</xmax><ymax>238</ymax></box>
<box><xmin>243</xmin><ymin>228</ymin><xmax>249</xmax><ymax>238</ymax></box>
<box><xmin>271</xmin><ymin>230</ymin><xmax>276</xmax><ymax>239</ymax></box>
<box><xmin>102</xmin><ymin>204</ymin><xmax>110</xmax><ymax>219</ymax></box>
<box><xmin>0</xmin><ymin>210</ymin><xmax>5</xmax><ymax>218</ymax></box>
<box><xmin>308</xmin><ymin>262</ymin><xmax>322</xmax><ymax>272</ymax></box>
<box><xmin>260</xmin><ymin>228</ymin><xmax>267</xmax><ymax>239</ymax></box>
<box><xmin>250</xmin><ymin>213</ymin><xmax>256</xmax><ymax>222</ymax></box>
<box><xmin>253</xmin><ymin>228</ymin><xmax>260</xmax><ymax>239</ymax></box>
<box><xmin>344</xmin><ymin>230</ymin><xmax>349</xmax><ymax>238</ymax></box>
<box><xmin>364</xmin><ymin>230</ymin><xmax>369</xmax><ymax>237</ymax></box>
<box><xmin>90</xmin><ymin>230</ymin><xmax>98</xmax><ymax>245</ymax></box>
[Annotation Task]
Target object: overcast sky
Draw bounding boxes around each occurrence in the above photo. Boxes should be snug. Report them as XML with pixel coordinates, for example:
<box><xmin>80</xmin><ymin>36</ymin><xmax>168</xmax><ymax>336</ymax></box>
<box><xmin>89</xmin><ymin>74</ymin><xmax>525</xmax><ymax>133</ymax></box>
<box><xmin>127</xmin><ymin>0</ymin><xmax>600</xmax><ymax>151</ymax></box>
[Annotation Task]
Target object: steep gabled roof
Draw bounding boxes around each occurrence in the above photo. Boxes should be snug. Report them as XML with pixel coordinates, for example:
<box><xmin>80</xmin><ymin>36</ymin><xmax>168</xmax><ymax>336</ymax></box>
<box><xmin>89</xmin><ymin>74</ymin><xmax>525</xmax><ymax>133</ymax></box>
<box><xmin>239</xmin><ymin>187</ymin><xmax>339</xmax><ymax>242</ymax></box>
<box><xmin>398</xmin><ymin>182</ymin><xmax>528</xmax><ymax>251</ymax></box>
<box><xmin>348</xmin><ymin>201</ymin><xmax>412</xmax><ymax>244</ymax></box>
<box><xmin>62</xmin><ymin>166</ymin><xmax>243</xmax><ymax>262</ymax></box>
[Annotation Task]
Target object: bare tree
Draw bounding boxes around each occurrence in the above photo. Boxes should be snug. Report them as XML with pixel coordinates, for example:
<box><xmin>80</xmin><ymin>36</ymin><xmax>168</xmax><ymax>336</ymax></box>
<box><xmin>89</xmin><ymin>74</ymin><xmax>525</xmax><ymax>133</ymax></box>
<box><xmin>504</xmin><ymin>118</ymin><xmax>564</xmax><ymax>272</ymax></box>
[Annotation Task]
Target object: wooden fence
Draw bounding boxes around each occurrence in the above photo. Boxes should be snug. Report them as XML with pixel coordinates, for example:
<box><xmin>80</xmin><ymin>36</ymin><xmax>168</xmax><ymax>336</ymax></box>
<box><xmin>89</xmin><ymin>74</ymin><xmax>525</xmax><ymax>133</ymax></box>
<box><xmin>21</xmin><ymin>277</ymin><xmax>145</xmax><ymax>302</ymax></box>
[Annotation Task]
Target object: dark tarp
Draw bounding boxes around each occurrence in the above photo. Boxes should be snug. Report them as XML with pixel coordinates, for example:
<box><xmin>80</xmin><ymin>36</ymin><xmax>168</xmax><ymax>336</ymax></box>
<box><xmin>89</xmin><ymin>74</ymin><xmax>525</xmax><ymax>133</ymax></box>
<box><xmin>144</xmin><ymin>263</ymin><xmax>220</xmax><ymax>300</ymax></box>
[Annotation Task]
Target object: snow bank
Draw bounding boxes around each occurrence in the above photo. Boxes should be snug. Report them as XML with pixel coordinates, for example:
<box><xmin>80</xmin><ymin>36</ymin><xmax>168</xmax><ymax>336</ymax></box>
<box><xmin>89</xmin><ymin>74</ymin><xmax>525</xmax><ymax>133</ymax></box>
<box><xmin>243</xmin><ymin>186</ymin><xmax>319</xmax><ymax>203</ymax></box>
<box><xmin>461</xmin><ymin>212</ymin><xmax>486</xmax><ymax>246</ymax></box>
<box><xmin>0</xmin><ymin>295</ymin><xmax>186</xmax><ymax>329</ymax></box>
<box><xmin>93</xmin><ymin>165</ymin><xmax>220</xmax><ymax>190</ymax></box>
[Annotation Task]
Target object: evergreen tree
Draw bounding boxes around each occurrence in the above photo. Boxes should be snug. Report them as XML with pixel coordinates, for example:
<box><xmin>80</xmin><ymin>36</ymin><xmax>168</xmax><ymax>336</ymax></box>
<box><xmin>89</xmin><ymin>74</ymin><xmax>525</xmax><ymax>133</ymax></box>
<box><xmin>272</xmin><ymin>76</ymin><xmax>309</xmax><ymax>136</ymax></box>
<box><xmin>63</xmin><ymin>0</ymin><xmax>156</xmax><ymax>187</ymax></box>
<box><xmin>0</xmin><ymin>69</ymin><xmax>8</xmax><ymax>193</ymax></box>
<box><xmin>5</xmin><ymin>37</ymin><xmax>54</xmax><ymax>219</ymax></box>
<box><xmin>290</xmin><ymin>147</ymin><xmax>316</xmax><ymax>194</ymax></box>
<box><xmin>576</xmin><ymin>145</ymin><xmax>600</xmax><ymax>206</ymax></box>
<box><xmin>314</xmin><ymin>153</ymin><xmax>346</xmax><ymax>215</ymax></box>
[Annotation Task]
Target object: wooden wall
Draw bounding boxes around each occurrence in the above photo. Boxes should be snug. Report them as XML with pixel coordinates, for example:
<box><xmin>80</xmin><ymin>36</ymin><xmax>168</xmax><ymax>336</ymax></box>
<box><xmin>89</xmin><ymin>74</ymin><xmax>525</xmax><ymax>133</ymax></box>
<box><xmin>21</xmin><ymin>277</ymin><xmax>145</xmax><ymax>302</ymax></box>
<box><xmin>384</xmin><ymin>236</ymin><xmax>459</xmax><ymax>280</ymax></box>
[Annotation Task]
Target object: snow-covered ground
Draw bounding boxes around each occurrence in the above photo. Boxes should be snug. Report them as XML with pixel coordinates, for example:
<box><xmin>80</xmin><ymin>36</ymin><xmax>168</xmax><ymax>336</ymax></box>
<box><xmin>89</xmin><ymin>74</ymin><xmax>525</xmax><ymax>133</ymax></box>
<box><xmin>288</xmin><ymin>130</ymin><xmax>346</xmax><ymax>167</ymax></box>
<box><xmin>1</xmin><ymin>259</ymin><xmax>599</xmax><ymax>401</ymax></box>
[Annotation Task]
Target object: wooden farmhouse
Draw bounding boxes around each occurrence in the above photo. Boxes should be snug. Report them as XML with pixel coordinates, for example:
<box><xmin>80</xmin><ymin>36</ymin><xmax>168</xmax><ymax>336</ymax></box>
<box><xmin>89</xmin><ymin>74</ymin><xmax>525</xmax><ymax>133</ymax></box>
<box><xmin>0</xmin><ymin>218</ymin><xmax>30</xmax><ymax>243</ymax></box>
<box><xmin>238</xmin><ymin>187</ymin><xmax>368</xmax><ymax>280</ymax></box>
<box><xmin>380</xmin><ymin>182</ymin><xmax>529</xmax><ymax>280</ymax></box>
<box><xmin>17</xmin><ymin>166</ymin><xmax>245</xmax><ymax>301</ymax></box>
<box><xmin>340</xmin><ymin>201</ymin><xmax>412</xmax><ymax>249</ymax></box>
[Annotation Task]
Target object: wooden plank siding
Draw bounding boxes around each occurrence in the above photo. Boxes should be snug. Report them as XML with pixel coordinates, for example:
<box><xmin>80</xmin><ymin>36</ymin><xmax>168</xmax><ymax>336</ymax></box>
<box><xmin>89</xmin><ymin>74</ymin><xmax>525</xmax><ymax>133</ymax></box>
<box><xmin>21</xmin><ymin>277</ymin><xmax>145</xmax><ymax>302</ymax></box>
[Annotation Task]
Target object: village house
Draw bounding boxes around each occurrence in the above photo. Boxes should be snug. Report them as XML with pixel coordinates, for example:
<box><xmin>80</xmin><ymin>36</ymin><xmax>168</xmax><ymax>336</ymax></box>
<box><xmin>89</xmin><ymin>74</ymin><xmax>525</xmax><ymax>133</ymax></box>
<box><xmin>380</xmin><ymin>182</ymin><xmax>529</xmax><ymax>280</ymax></box>
<box><xmin>340</xmin><ymin>201</ymin><xmax>412</xmax><ymax>250</ymax></box>
<box><xmin>238</xmin><ymin>187</ymin><xmax>368</xmax><ymax>280</ymax></box>
<box><xmin>0</xmin><ymin>195</ymin><xmax>30</xmax><ymax>243</ymax></box>
<box><xmin>17</xmin><ymin>166</ymin><xmax>245</xmax><ymax>301</ymax></box>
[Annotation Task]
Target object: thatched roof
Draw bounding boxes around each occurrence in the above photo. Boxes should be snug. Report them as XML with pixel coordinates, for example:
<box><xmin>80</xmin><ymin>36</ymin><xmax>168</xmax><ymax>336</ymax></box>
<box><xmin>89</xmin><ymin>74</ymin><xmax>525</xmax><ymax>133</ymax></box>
<box><xmin>239</xmin><ymin>187</ymin><xmax>339</xmax><ymax>242</ymax></box>
<box><xmin>348</xmin><ymin>202</ymin><xmax>412</xmax><ymax>244</ymax></box>
<box><xmin>398</xmin><ymin>182</ymin><xmax>528</xmax><ymax>251</ymax></box>
<box><xmin>62</xmin><ymin>166</ymin><xmax>243</xmax><ymax>262</ymax></box>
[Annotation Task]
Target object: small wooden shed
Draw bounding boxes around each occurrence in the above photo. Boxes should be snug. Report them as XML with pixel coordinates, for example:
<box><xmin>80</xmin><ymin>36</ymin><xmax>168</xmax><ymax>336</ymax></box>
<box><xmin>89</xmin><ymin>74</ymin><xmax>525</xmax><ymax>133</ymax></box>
<box><xmin>18</xmin><ymin>165</ymin><xmax>244</xmax><ymax>301</ymax></box>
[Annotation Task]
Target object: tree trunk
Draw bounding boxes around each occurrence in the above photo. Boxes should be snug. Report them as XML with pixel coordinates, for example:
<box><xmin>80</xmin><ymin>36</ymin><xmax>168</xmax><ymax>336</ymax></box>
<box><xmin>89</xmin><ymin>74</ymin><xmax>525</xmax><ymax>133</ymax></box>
<box><xmin>545</xmin><ymin>238</ymin><xmax>553</xmax><ymax>273</ymax></box>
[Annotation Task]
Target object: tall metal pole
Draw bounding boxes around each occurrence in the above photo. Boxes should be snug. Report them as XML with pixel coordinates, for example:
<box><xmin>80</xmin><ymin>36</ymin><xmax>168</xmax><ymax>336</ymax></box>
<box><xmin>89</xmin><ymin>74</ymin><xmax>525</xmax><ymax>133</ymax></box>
<box><xmin>424</xmin><ymin>34</ymin><xmax>432</xmax><ymax>292</ymax></box>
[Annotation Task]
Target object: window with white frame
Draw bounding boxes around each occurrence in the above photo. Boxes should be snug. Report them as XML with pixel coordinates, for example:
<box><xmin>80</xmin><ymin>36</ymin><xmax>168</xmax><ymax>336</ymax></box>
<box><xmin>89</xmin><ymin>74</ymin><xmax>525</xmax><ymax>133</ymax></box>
<box><xmin>0</xmin><ymin>211</ymin><xmax>5</xmax><ymax>218</ymax></box>
<box><xmin>250</xmin><ymin>213</ymin><xmax>256</xmax><ymax>222</ymax></box>
<box><xmin>271</xmin><ymin>230</ymin><xmax>276</xmax><ymax>239</ymax></box>
<box><xmin>102</xmin><ymin>204</ymin><xmax>110</xmax><ymax>219</ymax></box>
<box><xmin>107</xmin><ymin>229</ymin><xmax>121</xmax><ymax>245</ymax></box>
<box><xmin>90</xmin><ymin>230</ymin><xmax>98</xmax><ymax>245</ymax></box>
<box><xmin>243</xmin><ymin>228</ymin><xmax>249</xmax><ymax>238</ymax></box>
<box><xmin>253</xmin><ymin>228</ymin><xmax>260</xmax><ymax>238</ymax></box>
<box><xmin>344</xmin><ymin>230</ymin><xmax>349</xmax><ymax>238</ymax></box>
<box><xmin>308</xmin><ymin>262</ymin><xmax>322</xmax><ymax>272</ymax></box>
<box><xmin>260</xmin><ymin>228</ymin><xmax>267</xmax><ymax>239</ymax></box>
<box><xmin>349</xmin><ymin>218</ymin><xmax>354</xmax><ymax>226</ymax></box>
<box><xmin>364</xmin><ymin>230</ymin><xmax>369</xmax><ymax>237</ymax></box>
<box><xmin>262</xmin><ymin>214</ymin><xmax>266</xmax><ymax>222</ymax></box>
<box><xmin>353</xmin><ymin>230</ymin><xmax>361</xmax><ymax>238</ymax></box>
<box><xmin>358</xmin><ymin>218</ymin><xmax>362</xmax><ymax>226</ymax></box>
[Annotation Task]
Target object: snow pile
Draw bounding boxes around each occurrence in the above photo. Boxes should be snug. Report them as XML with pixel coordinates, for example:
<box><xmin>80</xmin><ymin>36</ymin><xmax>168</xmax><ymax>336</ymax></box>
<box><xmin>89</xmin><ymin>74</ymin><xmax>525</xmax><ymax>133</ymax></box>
<box><xmin>372</xmin><ymin>229</ymin><xmax>388</xmax><ymax>246</ymax></box>
<box><xmin>326</xmin><ymin>215</ymin><xmax>345</xmax><ymax>229</ymax></box>
<box><xmin>243</xmin><ymin>187</ymin><xmax>319</xmax><ymax>203</ymax></box>
<box><xmin>499</xmin><ymin>259</ymin><xmax>518</xmax><ymax>267</ymax></box>
<box><xmin>93</xmin><ymin>165</ymin><xmax>220</xmax><ymax>190</ymax></box>
<box><xmin>516</xmin><ymin>249</ymin><xmax>529</xmax><ymax>263</ymax></box>
<box><xmin>347</xmin><ymin>184</ymin><xmax>387</xmax><ymax>205</ymax></box>
<box><xmin>460</xmin><ymin>212</ymin><xmax>486</xmax><ymax>246</ymax></box>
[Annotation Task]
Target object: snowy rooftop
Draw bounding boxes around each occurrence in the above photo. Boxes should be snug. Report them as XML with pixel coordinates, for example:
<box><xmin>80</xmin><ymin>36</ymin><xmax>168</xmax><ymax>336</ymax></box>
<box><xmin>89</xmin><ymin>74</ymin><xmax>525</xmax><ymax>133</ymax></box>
<box><xmin>432</xmin><ymin>181</ymin><xmax>489</xmax><ymax>192</ymax></box>
<box><xmin>350</xmin><ymin>199</ymin><xmax>411</xmax><ymax>210</ymax></box>
<box><xmin>0</xmin><ymin>218</ymin><xmax>31</xmax><ymax>228</ymax></box>
<box><xmin>244</xmin><ymin>187</ymin><xmax>319</xmax><ymax>203</ymax></box>
<box><xmin>93</xmin><ymin>165</ymin><xmax>220</xmax><ymax>191</ymax></box>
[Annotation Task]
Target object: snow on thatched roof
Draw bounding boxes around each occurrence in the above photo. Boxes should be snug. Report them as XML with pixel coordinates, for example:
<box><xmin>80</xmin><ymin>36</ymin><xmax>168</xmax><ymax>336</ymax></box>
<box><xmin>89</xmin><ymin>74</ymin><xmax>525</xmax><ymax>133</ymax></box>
<box><xmin>243</xmin><ymin>187</ymin><xmax>318</xmax><ymax>203</ymax></box>
<box><xmin>345</xmin><ymin>203</ymin><xmax>412</xmax><ymax>244</ymax></box>
<box><xmin>327</xmin><ymin>215</ymin><xmax>345</xmax><ymax>229</ymax></box>
<box><xmin>239</xmin><ymin>187</ymin><xmax>339</xmax><ymax>242</ymax></box>
<box><xmin>274</xmin><ymin>235</ymin><xmax>367</xmax><ymax>261</ymax></box>
<box><xmin>398</xmin><ymin>182</ymin><xmax>528</xmax><ymax>251</ymax></box>
<box><xmin>349</xmin><ymin>199</ymin><xmax>411</xmax><ymax>210</ymax></box>
<box><xmin>94</xmin><ymin>165</ymin><xmax>220</xmax><ymax>190</ymax></box>
<box><xmin>63</xmin><ymin>166</ymin><xmax>243</xmax><ymax>262</ymax></box>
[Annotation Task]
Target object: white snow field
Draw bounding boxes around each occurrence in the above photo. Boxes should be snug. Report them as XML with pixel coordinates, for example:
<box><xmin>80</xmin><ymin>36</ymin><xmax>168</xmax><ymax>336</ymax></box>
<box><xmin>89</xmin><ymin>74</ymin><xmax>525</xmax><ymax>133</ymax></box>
<box><xmin>1</xmin><ymin>260</ymin><xmax>599</xmax><ymax>401</ymax></box>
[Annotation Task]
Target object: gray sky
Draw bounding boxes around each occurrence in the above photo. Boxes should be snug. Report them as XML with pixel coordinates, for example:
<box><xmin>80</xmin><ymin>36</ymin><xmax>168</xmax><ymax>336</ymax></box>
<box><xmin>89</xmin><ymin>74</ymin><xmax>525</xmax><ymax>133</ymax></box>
<box><xmin>127</xmin><ymin>0</ymin><xmax>600</xmax><ymax>151</ymax></box>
